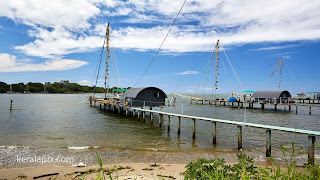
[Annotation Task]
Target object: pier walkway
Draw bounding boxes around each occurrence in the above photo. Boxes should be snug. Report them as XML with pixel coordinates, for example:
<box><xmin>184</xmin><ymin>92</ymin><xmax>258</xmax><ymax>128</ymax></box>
<box><xmin>91</xmin><ymin>98</ymin><xmax>319</xmax><ymax>165</ymax></box>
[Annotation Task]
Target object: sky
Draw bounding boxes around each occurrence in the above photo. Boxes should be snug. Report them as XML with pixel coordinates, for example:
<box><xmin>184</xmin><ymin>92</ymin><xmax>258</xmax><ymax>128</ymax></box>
<box><xmin>0</xmin><ymin>0</ymin><xmax>320</xmax><ymax>94</ymax></box>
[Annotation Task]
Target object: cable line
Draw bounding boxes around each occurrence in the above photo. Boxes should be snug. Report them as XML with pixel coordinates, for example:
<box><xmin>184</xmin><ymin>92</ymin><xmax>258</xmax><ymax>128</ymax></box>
<box><xmin>132</xmin><ymin>0</ymin><xmax>187</xmax><ymax>87</ymax></box>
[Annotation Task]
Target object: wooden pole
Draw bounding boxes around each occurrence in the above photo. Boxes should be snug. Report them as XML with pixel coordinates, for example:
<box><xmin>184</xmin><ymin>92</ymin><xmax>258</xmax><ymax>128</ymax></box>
<box><xmin>126</xmin><ymin>109</ymin><xmax>128</xmax><ymax>116</ymax></box>
<box><xmin>261</xmin><ymin>103</ymin><xmax>264</xmax><ymax>110</ymax></box>
<box><xmin>237</xmin><ymin>125</ymin><xmax>242</xmax><ymax>150</ymax></box>
<box><xmin>308</xmin><ymin>135</ymin><xmax>315</xmax><ymax>165</ymax></box>
<box><xmin>10</xmin><ymin>100</ymin><xmax>13</xmax><ymax>111</ymax></box>
<box><xmin>104</xmin><ymin>103</ymin><xmax>106</xmax><ymax>111</ymax></box>
<box><xmin>137</xmin><ymin>110</ymin><xmax>140</xmax><ymax>120</ymax></box>
<box><xmin>133</xmin><ymin>109</ymin><xmax>135</xmax><ymax>117</ymax></box>
<box><xmin>143</xmin><ymin>111</ymin><xmax>145</xmax><ymax>122</ymax></box>
<box><xmin>212</xmin><ymin>122</ymin><xmax>216</xmax><ymax>144</ymax></box>
<box><xmin>266</xmin><ymin>129</ymin><xmax>271</xmax><ymax>157</ymax></box>
<box><xmin>178</xmin><ymin>117</ymin><xmax>181</xmax><ymax>135</ymax></box>
<box><xmin>296</xmin><ymin>105</ymin><xmax>298</xmax><ymax>114</ymax></box>
<box><xmin>192</xmin><ymin>118</ymin><xmax>196</xmax><ymax>139</ymax></box>
<box><xmin>289</xmin><ymin>105</ymin><xmax>291</xmax><ymax>111</ymax></box>
<box><xmin>150</xmin><ymin>112</ymin><xmax>153</xmax><ymax>124</ymax></box>
<box><xmin>274</xmin><ymin>104</ymin><xmax>277</xmax><ymax>110</ymax></box>
<box><xmin>167</xmin><ymin>115</ymin><xmax>171</xmax><ymax>131</ymax></box>
<box><xmin>309</xmin><ymin>106</ymin><xmax>311</xmax><ymax>115</ymax></box>
<box><xmin>100</xmin><ymin>103</ymin><xmax>101</xmax><ymax>109</ymax></box>
<box><xmin>159</xmin><ymin>114</ymin><xmax>163</xmax><ymax>127</ymax></box>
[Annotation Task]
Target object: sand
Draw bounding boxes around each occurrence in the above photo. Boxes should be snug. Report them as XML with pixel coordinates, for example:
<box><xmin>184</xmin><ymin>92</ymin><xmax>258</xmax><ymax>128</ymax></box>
<box><xmin>0</xmin><ymin>163</ymin><xmax>186</xmax><ymax>180</ymax></box>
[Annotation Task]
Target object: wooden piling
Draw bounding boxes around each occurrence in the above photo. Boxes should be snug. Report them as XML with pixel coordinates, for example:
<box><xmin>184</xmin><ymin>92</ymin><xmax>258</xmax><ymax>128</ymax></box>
<box><xmin>10</xmin><ymin>100</ymin><xmax>13</xmax><ymax>111</ymax></box>
<box><xmin>150</xmin><ymin>112</ymin><xmax>153</xmax><ymax>124</ymax></box>
<box><xmin>104</xmin><ymin>104</ymin><xmax>106</xmax><ymax>111</ymax></box>
<box><xmin>212</xmin><ymin>122</ymin><xmax>216</xmax><ymax>144</ymax></box>
<box><xmin>100</xmin><ymin>103</ymin><xmax>101</xmax><ymax>109</ymax></box>
<box><xmin>167</xmin><ymin>115</ymin><xmax>171</xmax><ymax>131</ymax></box>
<box><xmin>289</xmin><ymin>105</ymin><xmax>291</xmax><ymax>111</ymax></box>
<box><xmin>178</xmin><ymin>117</ymin><xmax>181</xmax><ymax>135</ymax></box>
<box><xmin>133</xmin><ymin>109</ymin><xmax>135</xmax><ymax>117</ymax></box>
<box><xmin>192</xmin><ymin>118</ymin><xmax>196</xmax><ymax>139</ymax></box>
<box><xmin>308</xmin><ymin>135</ymin><xmax>315</xmax><ymax>165</ymax></box>
<box><xmin>142</xmin><ymin>111</ymin><xmax>145</xmax><ymax>122</ymax></box>
<box><xmin>274</xmin><ymin>104</ymin><xmax>277</xmax><ymax>110</ymax></box>
<box><xmin>137</xmin><ymin>111</ymin><xmax>140</xmax><ymax>120</ymax></box>
<box><xmin>94</xmin><ymin>100</ymin><xmax>96</xmax><ymax>107</ymax></box>
<box><xmin>261</xmin><ymin>103</ymin><xmax>264</xmax><ymax>110</ymax></box>
<box><xmin>296</xmin><ymin>105</ymin><xmax>298</xmax><ymax>114</ymax></box>
<box><xmin>118</xmin><ymin>107</ymin><xmax>121</xmax><ymax>114</ymax></box>
<box><xmin>309</xmin><ymin>106</ymin><xmax>311</xmax><ymax>115</ymax></box>
<box><xmin>237</xmin><ymin>125</ymin><xmax>242</xmax><ymax>150</ymax></box>
<box><xmin>126</xmin><ymin>109</ymin><xmax>128</xmax><ymax>116</ymax></box>
<box><xmin>159</xmin><ymin>114</ymin><xmax>163</xmax><ymax>127</ymax></box>
<box><xmin>266</xmin><ymin>129</ymin><xmax>271</xmax><ymax>157</ymax></box>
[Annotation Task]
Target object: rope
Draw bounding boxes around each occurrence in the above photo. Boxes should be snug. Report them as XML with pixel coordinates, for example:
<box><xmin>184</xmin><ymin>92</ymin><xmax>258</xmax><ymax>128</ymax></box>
<box><xmin>221</xmin><ymin>57</ymin><xmax>233</xmax><ymax>92</ymax></box>
<box><xmin>93</xmin><ymin>29</ymin><xmax>108</xmax><ymax>97</ymax></box>
<box><xmin>201</xmin><ymin>56</ymin><xmax>214</xmax><ymax>97</ymax></box>
<box><xmin>112</xmin><ymin>45</ymin><xmax>122</xmax><ymax>90</ymax></box>
<box><xmin>263</xmin><ymin>58</ymin><xmax>281</xmax><ymax>90</ymax></box>
<box><xmin>170</xmin><ymin>52</ymin><xmax>209</xmax><ymax>95</ymax></box>
<box><xmin>221</xmin><ymin>46</ymin><xmax>244</xmax><ymax>91</ymax></box>
<box><xmin>132</xmin><ymin>0</ymin><xmax>187</xmax><ymax>87</ymax></box>
<box><xmin>283</xmin><ymin>60</ymin><xmax>303</xmax><ymax>93</ymax></box>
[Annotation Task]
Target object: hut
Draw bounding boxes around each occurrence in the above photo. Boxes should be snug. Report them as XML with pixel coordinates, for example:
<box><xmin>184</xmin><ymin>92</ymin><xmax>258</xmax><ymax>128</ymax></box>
<box><xmin>123</xmin><ymin>87</ymin><xmax>167</xmax><ymax>107</ymax></box>
<box><xmin>252</xmin><ymin>90</ymin><xmax>291</xmax><ymax>103</ymax></box>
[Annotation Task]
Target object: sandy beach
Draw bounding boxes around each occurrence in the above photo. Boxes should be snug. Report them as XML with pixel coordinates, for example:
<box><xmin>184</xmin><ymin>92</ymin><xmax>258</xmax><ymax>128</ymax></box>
<box><xmin>0</xmin><ymin>163</ymin><xmax>186</xmax><ymax>180</ymax></box>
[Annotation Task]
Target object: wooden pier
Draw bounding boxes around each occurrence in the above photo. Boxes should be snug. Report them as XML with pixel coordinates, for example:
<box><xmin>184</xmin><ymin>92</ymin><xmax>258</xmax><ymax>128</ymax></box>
<box><xmin>90</xmin><ymin>98</ymin><xmax>320</xmax><ymax>165</ymax></box>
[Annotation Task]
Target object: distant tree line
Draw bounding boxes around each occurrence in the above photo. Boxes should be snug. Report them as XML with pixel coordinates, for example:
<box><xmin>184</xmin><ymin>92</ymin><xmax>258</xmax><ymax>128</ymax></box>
<box><xmin>0</xmin><ymin>80</ymin><xmax>130</xmax><ymax>94</ymax></box>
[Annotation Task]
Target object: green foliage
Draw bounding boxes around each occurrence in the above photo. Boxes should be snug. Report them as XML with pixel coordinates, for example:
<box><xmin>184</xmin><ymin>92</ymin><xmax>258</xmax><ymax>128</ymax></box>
<box><xmin>0</xmin><ymin>80</ymin><xmax>131</xmax><ymax>94</ymax></box>
<box><xmin>184</xmin><ymin>154</ymin><xmax>258</xmax><ymax>180</ymax></box>
<box><xmin>185</xmin><ymin>143</ymin><xmax>320</xmax><ymax>180</ymax></box>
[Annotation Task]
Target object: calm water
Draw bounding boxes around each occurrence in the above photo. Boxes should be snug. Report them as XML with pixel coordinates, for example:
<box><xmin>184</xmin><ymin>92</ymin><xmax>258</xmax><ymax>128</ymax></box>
<box><xmin>0</xmin><ymin>94</ymin><xmax>319</xmax><ymax>169</ymax></box>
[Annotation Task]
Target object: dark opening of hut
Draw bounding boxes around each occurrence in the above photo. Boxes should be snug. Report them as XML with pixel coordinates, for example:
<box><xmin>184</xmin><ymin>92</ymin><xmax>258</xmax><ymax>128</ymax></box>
<box><xmin>252</xmin><ymin>90</ymin><xmax>292</xmax><ymax>103</ymax></box>
<box><xmin>123</xmin><ymin>87</ymin><xmax>167</xmax><ymax>107</ymax></box>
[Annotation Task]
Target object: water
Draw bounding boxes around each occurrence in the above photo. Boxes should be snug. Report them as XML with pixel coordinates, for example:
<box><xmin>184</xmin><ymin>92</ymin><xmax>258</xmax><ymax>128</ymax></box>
<box><xmin>0</xmin><ymin>94</ymin><xmax>319</xmax><ymax>169</ymax></box>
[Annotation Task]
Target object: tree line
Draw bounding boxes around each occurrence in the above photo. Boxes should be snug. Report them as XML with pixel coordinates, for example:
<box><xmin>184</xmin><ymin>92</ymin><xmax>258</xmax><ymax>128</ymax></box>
<box><xmin>0</xmin><ymin>80</ymin><xmax>130</xmax><ymax>93</ymax></box>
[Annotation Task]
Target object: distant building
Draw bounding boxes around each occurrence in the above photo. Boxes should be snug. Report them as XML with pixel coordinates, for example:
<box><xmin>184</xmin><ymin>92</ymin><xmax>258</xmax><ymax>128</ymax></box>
<box><xmin>317</xmin><ymin>92</ymin><xmax>320</xmax><ymax>99</ymax></box>
<box><xmin>123</xmin><ymin>87</ymin><xmax>167</xmax><ymax>107</ymax></box>
<box><xmin>252</xmin><ymin>90</ymin><xmax>291</xmax><ymax>103</ymax></box>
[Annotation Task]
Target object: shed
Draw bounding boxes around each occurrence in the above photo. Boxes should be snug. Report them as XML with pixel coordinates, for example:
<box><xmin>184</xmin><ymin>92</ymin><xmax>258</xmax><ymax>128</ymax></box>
<box><xmin>252</xmin><ymin>90</ymin><xmax>291</xmax><ymax>103</ymax></box>
<box><xmin>123</xmin><ymin>87</ymin><xmax>167</xmax><ymax>107</ymax></box>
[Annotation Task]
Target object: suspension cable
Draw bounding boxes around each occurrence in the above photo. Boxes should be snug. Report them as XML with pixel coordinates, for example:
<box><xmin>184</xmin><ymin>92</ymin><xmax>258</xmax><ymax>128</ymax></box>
<box><xmin>132</xmin><ymin>0</ymin><xmax>187</xmax><ymax>87</ymax></box>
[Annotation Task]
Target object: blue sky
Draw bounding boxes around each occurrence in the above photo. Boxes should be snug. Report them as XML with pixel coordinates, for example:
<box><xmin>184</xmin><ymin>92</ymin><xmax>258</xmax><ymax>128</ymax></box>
<box><xmin>0</xmin><ymin>0</ymin><xmax>319</xmax><ymax>94</ymax></box>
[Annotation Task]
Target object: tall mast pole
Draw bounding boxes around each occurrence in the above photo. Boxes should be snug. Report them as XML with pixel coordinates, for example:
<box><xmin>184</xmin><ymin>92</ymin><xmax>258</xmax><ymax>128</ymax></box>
<box><xmin>278</xmin><ymin>57</ymin><xmax>283</xmax><ymax>89</ymax></box>
<box><xmin>104</xmin><ymin>23</ymin><xmax>110</xmax><ymax>99</ymax></box>
<box><xmin>214</xmin><ymin>40</ymin><xmax>220</xmax><ymax>99</ymax></box>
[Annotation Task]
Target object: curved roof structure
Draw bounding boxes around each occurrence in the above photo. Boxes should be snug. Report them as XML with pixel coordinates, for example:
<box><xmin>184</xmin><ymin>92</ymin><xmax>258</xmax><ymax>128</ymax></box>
<box><xmin>252</xmin><ymin>90</ymin><xmax>291</xmax><ymax>98</ymax></box>
<box><xmin>123</xmin><ymin>87</ymin><xmax>167</xmax><ymax>98</ymax></box>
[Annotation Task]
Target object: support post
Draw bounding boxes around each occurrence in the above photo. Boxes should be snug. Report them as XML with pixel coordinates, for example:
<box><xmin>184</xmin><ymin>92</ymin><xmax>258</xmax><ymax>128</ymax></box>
<box><xmin>266</xmin><ymin>129</ymin><xmax>271</xmax><ymax>157</ymax></box>
<box><xmin>167</xmin><ymin>115</ymin><xmax>171</xmax><ymax>131</ymax></box>
<box><xmin>261</xmin><ymin>103</ymin><xmax>264</xmax><ymax>110</ymax></box>
<box><xmin>308</xmin><ymin>135</ymin><xmax>315</xmax><ymax>165</ymax></box>
<box><xmin>126</xmin><ymin>109</ymin><xmax>128</xmax><ymax>116</ymax></box>
<box><xmin>10</xmin><ymin>100</ymin><xmax>13</xmax><ymax>111</ymax></box>
<box><xmin>309</xmin><ymin>106</ymin><xmax>312</xmax><ymax>115</ymax></box>
<box><xmin>100</xmin><ymin>103</ymin><xmax>102</xmax><ymax>109</ymax></box>
<box><xmin>133</xmin><ymin>109</ymin><xmax>135</xmax><ymax>117</ymax></box>
<box><xmin>137</xmin><ymin>111</ymin><xmax>140</xmax><ymax>120</ymax></box>
<box><xmin>289</xmin><ymin>105</ymin><xmax>291</xmax><ymax>111</ymax></box>
<box><xmin>143</xmin><ymin>111</ymin><xmax>145</xmax><ymax>122</ymax></box>
<box><xmin>159</xmin><ymin>114</ymin><xmax>163</xmax><ymax>127</ymax></box>
<box><xmin>274</xmin><ymin>104</ymin><xmax>277</xmax><ymax>110</ymax></box>
<box><xmin>118</xmin><ymin>107</ymin><xmax>121</xmax><ymax>114</ymax></box>
<box><xmin>237</xmin><ymin>125</ymin><xmax>242</xmax><ymax>150</ymax></box>
<box><xmin>296</xmin><ymin>105</ymin><xmax>298</xmax><ymax>114</ymax></box>
<box><xmin>150</xmin><ymin>112</ymin><xmax>153</xmax><ymax>124</ymax></box>
<box><xmin>94</xmin><ymin>100</ymin><xmax>96</xmax><ymax>107</ymax></box>
<box><xmin>178</xmin><ymin>117</ymin><xmax>181</xmax><ymax>135</ymax></box>
<box><xmin>212</xmin><ymin>122</ymin><xmax>216</xmax><ymax>144</ymax></box>
<box><xmin>192</xmin><ymin>118</ymin><xmax>196</xmax><ymax>139</ymax></box>
<box><xmin>104</xmin><ymin>104</ymin><xmax>106</xmax><ymax>111</ymax></box>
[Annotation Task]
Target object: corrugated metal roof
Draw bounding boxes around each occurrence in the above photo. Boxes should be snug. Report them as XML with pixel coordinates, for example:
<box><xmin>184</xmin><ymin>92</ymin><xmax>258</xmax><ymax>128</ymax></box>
<box><xmin>252</xmin><ymin>90</ymin><xmax>291</xmax><ymax>99</ymax></box>
<box><xmin>123</xmin><ymin>87</ymin><xmax>167</xmax><ymax>98</ymax></box>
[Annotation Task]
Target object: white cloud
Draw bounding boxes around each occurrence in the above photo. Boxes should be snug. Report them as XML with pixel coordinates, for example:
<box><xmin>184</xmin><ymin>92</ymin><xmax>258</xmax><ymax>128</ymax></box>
<box><xmin>0</xmin><ymin>53</ymin><xmax>87</xmax><ymax>72</ymax></box>
<box><xmin>177</xmin><ymin>71</ymin><xmax>199</xmax><ymax>75</ymax></box>
<box><xmin>0</xmin><ymin>0</ymin><xmax>100</xmax><ymax>29</ymax></box>
<box><xmin>1</xmin><ymin>0</ymin><xmax>320</xmax><ymax>60</ymax></box>
<box><xmin>78</xmin><ymin>80</ymin><xmax>93</xmax><ymax>86</ymax></box>
<box><xmin>252</xmin><ymin>45</ymin><xmax>298</xmax><ymax>51</ymax></box>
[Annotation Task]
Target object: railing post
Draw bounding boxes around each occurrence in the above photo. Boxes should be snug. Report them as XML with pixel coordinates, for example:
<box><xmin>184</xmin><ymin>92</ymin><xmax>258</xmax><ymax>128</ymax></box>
<box><xmin>167</xmin><ymin>115</ymin><xmax>171</xmax><ymax>131</ymax></box>
<box><xmin>178</xmin><ymin>117</ymin><xmax>181</xmax><ymax>135</ymax></box>
<box><xmin>192</xmin><ymin>119</ymin><xmax>196</xmax><ymax>139</ymax></box>
<box><xmin>159</xmin><ymin>114</ymin><xmax>163</xmax><ymax>127</ymax></box>
<box><xmin>212</xmin><ymin>122</ymin><xmax>216</xmax><ymax>144</ymax></box>
<box><xmin>237</xmin><ymin>125</ymin><xmax>242</xmax><ymax>150</ymax></box>
<box><xmin>266</xmin><ymin>129</ymin><xmax>271</xmax><ymax>157</ymax></box>
<box><xmin>308</xmin><ymin>135</ymin><xmax>315</xmax><ymax>165</ymax></box>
